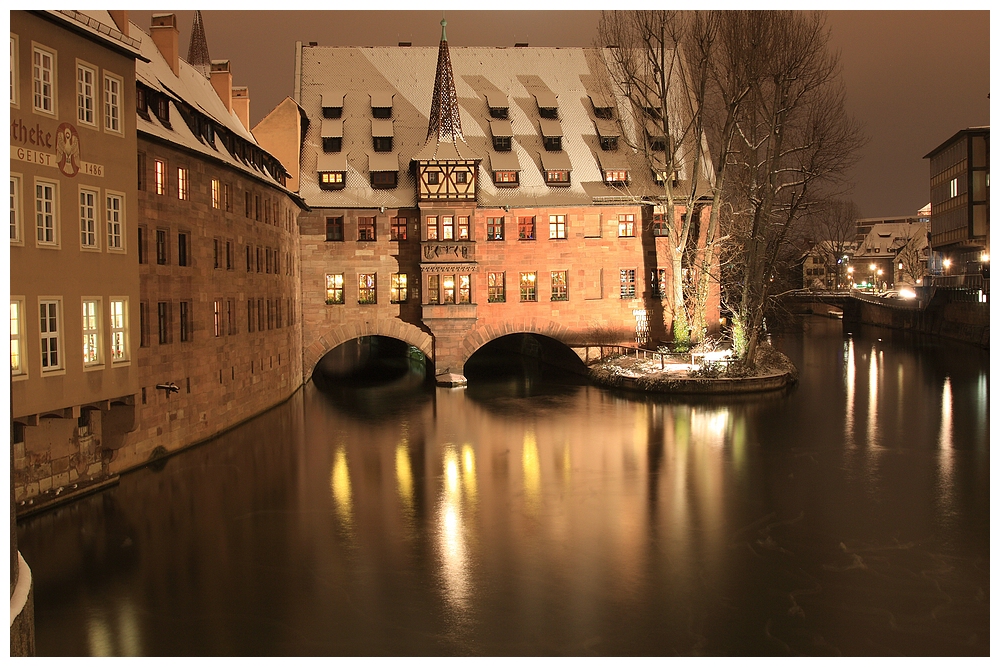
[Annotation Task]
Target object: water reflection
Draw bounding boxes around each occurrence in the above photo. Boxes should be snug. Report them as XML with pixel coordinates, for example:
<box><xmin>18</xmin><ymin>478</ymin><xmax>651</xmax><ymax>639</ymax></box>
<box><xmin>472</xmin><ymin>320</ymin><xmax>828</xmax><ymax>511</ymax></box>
<box><xmin>17</xmin><ymin>317</ymin><xmax>990</xmax><ymax>656</ymax></box>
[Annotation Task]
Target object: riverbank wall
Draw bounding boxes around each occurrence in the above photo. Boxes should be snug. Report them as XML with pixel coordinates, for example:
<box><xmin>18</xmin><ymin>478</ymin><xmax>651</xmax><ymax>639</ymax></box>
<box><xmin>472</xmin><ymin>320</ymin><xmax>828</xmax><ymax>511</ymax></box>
<box><xmin>842</xmin><ymin>289</ymin><xmax>989</xmax><ymax>348</ymax></box>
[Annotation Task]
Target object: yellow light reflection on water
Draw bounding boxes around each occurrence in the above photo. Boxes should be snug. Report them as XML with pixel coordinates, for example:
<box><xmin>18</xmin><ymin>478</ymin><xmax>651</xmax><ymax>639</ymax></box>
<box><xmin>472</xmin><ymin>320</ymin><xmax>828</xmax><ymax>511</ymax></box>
<box><xmin>438</xmin><ymin>444</ymin><xmax>469</xmax><ymax>611</ymax></box>
<box><xmin>396</xmin><ymin>443</ymin><xmax>413</xmax><ymax>509</ymax></box>
<box><xmin>522</xmin><ymin>430</ymin><xmax>540</xmax><ymax>510</ymax></box>
<box><xmin>330</xmin><ymin>447</ymin><xmax>353</xmax><ymax>529</ymax></box>
<box><xmin>462</xmin><ymin>444</ymin><xmax>477</xmax><ymax>501</ymax></box>
<box><xmin>867</xmin><ymin>345</ymin><xmax>879</xmax><ymax>447</ymax></box>
<box><xmin>938</xmin><ymin>378</ymin><xmax>954</xmax><ymax>511</ymax></box>
<box><xmin>845</xmin><ymin>337</ymin><xmax>855</xmax><ymax>443</ymax></box>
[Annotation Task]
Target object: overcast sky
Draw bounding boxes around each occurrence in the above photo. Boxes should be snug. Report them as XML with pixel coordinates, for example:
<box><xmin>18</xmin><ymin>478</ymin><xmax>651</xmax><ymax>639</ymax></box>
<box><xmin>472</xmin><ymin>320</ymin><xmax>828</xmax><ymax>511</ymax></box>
<box><xmin>131</xmin><ymin>10</ymin><xmax>989</xmax><ymax>219</ymax></box>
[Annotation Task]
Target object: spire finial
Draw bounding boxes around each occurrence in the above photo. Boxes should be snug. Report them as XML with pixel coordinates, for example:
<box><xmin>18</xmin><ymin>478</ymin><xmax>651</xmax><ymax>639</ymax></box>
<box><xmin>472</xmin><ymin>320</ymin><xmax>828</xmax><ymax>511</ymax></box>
<box><xmin>440</xmin><ymin>17</ymin><xmax>447</xmax><ymax>42</ymax></box>
<box><xmin>187</xmin><ymin>10</ymin><xmax>212</xmax><ymax>78</ymax></box>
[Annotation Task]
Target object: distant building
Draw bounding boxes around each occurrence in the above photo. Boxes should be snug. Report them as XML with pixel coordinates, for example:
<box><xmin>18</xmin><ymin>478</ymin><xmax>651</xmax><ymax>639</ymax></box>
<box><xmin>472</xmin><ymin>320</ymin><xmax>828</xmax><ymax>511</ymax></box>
<box><xmin>924</xmin><ymin>126</ymin><xmax>989</xmax><ymax>287</ymax></box>
<box><xmin>801</xmin><ymin>240</ymin><xmax>858</xmax><ymax>290</ymax></box>
<box><xmin>852</xmin><ymin>221</ymin><xmax>929</xmax><ymax>289</ymax></box>
<box><xmin>259</xmin><ymin>21</ymin><xmax>719</xmax><ymax>381</ymax></box>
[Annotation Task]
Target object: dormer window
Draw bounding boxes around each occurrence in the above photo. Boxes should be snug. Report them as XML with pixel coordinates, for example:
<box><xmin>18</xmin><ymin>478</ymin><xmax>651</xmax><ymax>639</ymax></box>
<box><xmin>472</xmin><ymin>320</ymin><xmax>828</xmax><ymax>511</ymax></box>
<box><xmin>427</xmin><ymin>172</ymin><xmax>439</xmax><ymax>185</ymax></box>
<box><xmin>491</xmin><ymin>152</ymin><xmax>520</xmax><ymax>187</ymax></box>
<box><xmin>369</xmin><ymin>153</ymin><xmax>398</xmax><ymax>189</ymax></box>
<box><xmin>545</xmin><ymin>170</ymin><xmax>569</xmax><ymax>184</ymax></box>
<box><xmin>601</xmin><ymin>136</ymin><xmax>618</xmax><ymax>151</ymax></box>
<box><xmin>596</xmin><ymin>119</ymin><xmax>621</xmax><ymax>152</ymax></box>
<box><xmin>539</xmin><ymin>119</ymin><xmax>563</xmax><ymax>152</ymax></box>
<box><xmin>604</xmin><ymin>170</ymin><xmax>628</xmax><ymax>184</ymax></box>
<box><xmin>490</xmin><ymin>119</ymin><xmax>514</xmax><ymax>152</ymax></box>
<box><xmin>533</xmin><ymin>91</ymin><xmax>559</xmax><ymax>119</ymax></box>
<box><xmin>540</xmin><ymin>151</ymin><xmax>571</xmax><ymax>186</ymax></box>
<box><xmin>317</xmin><ymin>154</ymin><xmax>347</xmax><ymax>190</ymax></box>
<box><xmin>322</xmin><ymin>92</ymin><xmax>345</xmax><ymax>119</ymax></box>
<box><xmin>322</xmin><ymin>119</ymin><xmax>343</xmax><ymax>152</ymax></box>
<box><xmin>486</xmin><ymin>91</ymin><xmax>509</xmax><ymax>119</ymax></box>
<box><xmin>589</xmin><ymin>93</ymin><xmax>614</xmax><ymax>119</ymax></box>
<box><xmin>370</xmin><ymin>92</ymin><xmax>394</xmax><ymax>119</ymax></box>
<box><xmin>454</xmin><ymin>171</ymin><xmax>467</xmax><ymax>184</ymax></box>
<box><xmin>155</xmin><ymin>95</ymin><xmax>170</xmax><ymax>125</ymax></box>
<box><xmin>136</xmin><ymin>85</ymin><xmax>148</xmax><ymax>117</ymax></box>
<box><xmin>372</xmin><ymin>119</ymin><xmax>394</xmax><ymax>152</ymax></box>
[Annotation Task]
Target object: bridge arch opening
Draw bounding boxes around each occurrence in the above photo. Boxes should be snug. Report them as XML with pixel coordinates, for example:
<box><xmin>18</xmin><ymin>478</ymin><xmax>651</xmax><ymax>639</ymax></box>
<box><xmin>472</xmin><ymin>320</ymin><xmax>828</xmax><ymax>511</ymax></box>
<box><xmin>463</xmin><ymin>333</ymin><xmax>588</xmax><ymax>381</ymax></box>
<box><xmin>312</xmin><ymin>335</ymin><xmax>432</xmax><ymax>391</ymax></box>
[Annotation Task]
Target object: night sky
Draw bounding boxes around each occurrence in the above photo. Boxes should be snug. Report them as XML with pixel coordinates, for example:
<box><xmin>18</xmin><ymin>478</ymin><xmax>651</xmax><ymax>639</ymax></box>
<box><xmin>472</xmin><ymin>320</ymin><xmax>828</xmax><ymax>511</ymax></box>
<box><xmin>131</xmin><ymin>10</ymin><xmax>989</xmax><ymax>219</ymax></box>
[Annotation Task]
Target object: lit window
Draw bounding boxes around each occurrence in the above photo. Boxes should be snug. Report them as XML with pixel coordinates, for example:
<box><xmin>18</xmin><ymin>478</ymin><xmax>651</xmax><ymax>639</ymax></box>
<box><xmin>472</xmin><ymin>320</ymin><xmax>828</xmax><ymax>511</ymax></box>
<box><xmin>549</xmin><ymin>214</ymin><xmax>566</xmax><ymax>239</ymax></box>
<box><xmin>77</xmin><ymin>63</ymin><xmax>96</xmax><ymax>125</ymax></box>
<box><xmin>949</xmin><ymin>178</ymin><xmax>958</xmax><ymax>198</ymax></box>
<box><xmin>545</xmin><ymin>170</ymin><xmax>569</xmax><ymax>184</ymax></box>
<box><xmin>109</xmin><ymin>298</ymin><xmax>128</xmax><ymax>362</ymax></box>
<box><xmin>11</xmin><ymin>175</ymin><xmax>22</xmax><ymax>244</ymax></box>
<box><xmin>10</xmin><ymin>301</ymin><xmax>24</xmax><ymax>375</ymax></box>
<box><xmin>390</xmin><ymin>273</ymin><xmax>408</xmax><ymax>303</ymax></box>
<box><xmin>40</xmin><ymin>300</ymin><xmax>61</xmax><ymax>370</ymax></box>
<box><xmin>212</xmin><ymin>179</ymin><xmax>221</xmax><ymax>208</ymax></box>
<box><xmin>82</xmin><ymin>299</ymin><xmax>101</xmax><ymax>366</ymax></box>
<box><xmin>620</xmin><ymin>269</ymin><xmax>636</xmax><ymax>299</ymax></box>
<box><xmin>442</xmin><ymin>275</ymin><xmax>456</xmax><ymax>304</ymax></box>
<box><xmin>442</xmin><ymin>216</ymin><xmax>454</xmax><ymax>240</ymax></box>
<box><xmin>32</xmin><ymin>45</ymin><xmax>54</xmax><ymax>114</ymax></box>
<box><xmin>518</xmin><ymin>216</ymin><xmax>535</xmax><ymax>240</ymax></box>
<box><xmin>79</xmin><ymin>188</ymin><xmax>98</xmax><ymax>248</ymax></box>
<box><xmin>106</xmin><ymin>193</ymin><xmax>123</xmax><ymax>251</ymax></box>
<box><xmin>519</xmin><ymin>272</ymin><xmax>537</xmax><ymax>302</ymax></box>
<box><xmin>177</xmin><ymin>167</ymin><xmax>188</xmax><ymax>200</ymax></box>
<box><xmin>458</xmin><ymin>216</ymin><xmax>470</xmax><ymax>240</ymax></box>
<box><xmin>390</xmin><ymin>217</ymin><xmax>407</xmax><ymax>241</ymax></box>
<box><xmin>459</xmin><ymin>275</ymin><xmax>471</xmax><ymax>304</ymax></box>
<box><xmin>358</xmin><ymin>273</ymin><xmax>377</xmax><ymax>304</ymax></box>
<box><xmin>487</xmin><ymin>217</ymin><xmax>504</xmax><ymax>241</ymax></box>
<box><xmin>426</xmin><ymin>216</ymin><xmax>438</xmax><ymax>240</ymax></box>
<box><xmin>551</xmin><ymin>271</ymin><xmax>568</xmax><ymax>301</ymax></box>
<box><xmin>488</xmin><ymin>272</ymin><xmax>505</xmax><ymax>302</ymax></box>
<box><xmin>154</xmin><ymin>159</ymin><xmax>166</xmax><ymax>195</ymax></box>
<box><xmin>35</xmin><ymin>180</ymin><xmax>57</xmax><ymax>245</ymax></box>
<box><xmin>103</xmin><ymin>73</ymin><xmax>122</xmax><ymax>132</ymax></box>
<box><xmin>618</xmin><ymin>213</ymin><xmax>635</xmax><ymax>237</ymax></box>
<box><xmin>320</xmin><ymin>171</ymin><xmax>344</xmax><ymax>188</ymax></box>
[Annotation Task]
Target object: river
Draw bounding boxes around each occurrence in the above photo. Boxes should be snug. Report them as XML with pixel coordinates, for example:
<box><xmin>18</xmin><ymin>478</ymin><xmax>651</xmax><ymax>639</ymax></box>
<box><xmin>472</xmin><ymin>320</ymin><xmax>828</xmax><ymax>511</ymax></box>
<box><xmin>16</xmin><ymin>316</ymin><xmax>990</xmax><ymax>656</ymax></box>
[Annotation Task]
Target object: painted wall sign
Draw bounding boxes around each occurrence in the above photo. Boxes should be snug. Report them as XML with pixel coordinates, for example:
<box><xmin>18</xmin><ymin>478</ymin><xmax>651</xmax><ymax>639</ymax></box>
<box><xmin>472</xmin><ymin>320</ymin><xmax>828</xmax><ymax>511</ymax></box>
<box><xmin>10</xmin><ymin>119</ymin><xmax>103</xmax><ymax>177</ymax></box>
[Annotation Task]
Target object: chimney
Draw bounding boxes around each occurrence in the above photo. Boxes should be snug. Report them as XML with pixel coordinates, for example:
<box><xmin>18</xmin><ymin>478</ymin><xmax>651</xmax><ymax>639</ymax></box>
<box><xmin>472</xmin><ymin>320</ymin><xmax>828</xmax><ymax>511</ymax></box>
<box><xmin>232</xmin><ymin>86</ymin><xmax>250</xmax><ymax>131</ymax></box>
<box><xmin>150</xmin><ymin>13</ymin><xmax>180</xmax><ymax>77</ymax></box>
<box><xmin>108</xmin><ymin>11</ymin><xmax>129</xmax><ymax>37</ymax></box>
<box><xmin>210</xmin><ymin>60</ymin><xmax>232</xmax><ymax>113</ymax></box>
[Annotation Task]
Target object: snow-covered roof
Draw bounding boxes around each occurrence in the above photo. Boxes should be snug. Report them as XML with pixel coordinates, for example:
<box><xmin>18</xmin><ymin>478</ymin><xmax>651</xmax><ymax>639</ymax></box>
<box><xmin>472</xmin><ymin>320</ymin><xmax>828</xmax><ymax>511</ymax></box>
<box><xmin>298</xmin><ymin>45</ymin><xmax>712</xmax><ymax>210</ymax></box>
<box><xmin>855</xmin><ymin>222</ymin><xmax>928</xmax><ymax>257</ymax></box>
<box><xmin>48</xmin><ymin>11</ymin><xmax>144</xmax><ymax>57</ymax></box>
<box><xmin>128</xmin><ymin>17</ymin><xmax>295</xmax><ymax>196</ymax></box>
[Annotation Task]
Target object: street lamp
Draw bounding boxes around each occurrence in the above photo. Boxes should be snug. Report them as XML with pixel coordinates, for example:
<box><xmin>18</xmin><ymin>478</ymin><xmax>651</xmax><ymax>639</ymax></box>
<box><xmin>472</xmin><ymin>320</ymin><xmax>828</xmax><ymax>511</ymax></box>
<box><xmin>877</xmin><ymin>268</ymin><xmax>884</xmax><ymax>292</ymax></box>
<box><xmin>870</xmin><ymin>263</ymin><xmax>877</xmax><ymax>293</ymax></box>
<box><xmin>943</xmin><ymin>258</ymin><xmax>952</xmax><ymax>274</ymax></box>
<box><xmin>847</xmin><ymin>265</ymin><xmax>854</xmax><ymax>289</ymax></box>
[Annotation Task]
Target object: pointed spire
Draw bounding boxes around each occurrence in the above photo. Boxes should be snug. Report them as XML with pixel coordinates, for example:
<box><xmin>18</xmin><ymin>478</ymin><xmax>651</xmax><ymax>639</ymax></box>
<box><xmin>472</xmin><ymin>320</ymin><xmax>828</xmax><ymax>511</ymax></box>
<box><xmin>187</xmin><ymin>10</ymin><xmax>211</xmax><ymax>78</ymax></box>
<box><xmin>417</xmin><ymin>17</ymin><xmax>474</xmax><ymax>161</ymax></box>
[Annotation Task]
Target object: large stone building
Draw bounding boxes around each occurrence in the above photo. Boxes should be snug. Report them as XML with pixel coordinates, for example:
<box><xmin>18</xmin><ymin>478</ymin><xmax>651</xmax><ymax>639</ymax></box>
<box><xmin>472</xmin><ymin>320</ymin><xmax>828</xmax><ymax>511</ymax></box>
<box><xmin>11</xmin><ymin>11</ymin><xmax>304</xmax><ymax>507</ymax></box>
<box><xmin>258</xmin><ymin>21</ymin><xmax>719</xmax><ymax>384</ymax></box>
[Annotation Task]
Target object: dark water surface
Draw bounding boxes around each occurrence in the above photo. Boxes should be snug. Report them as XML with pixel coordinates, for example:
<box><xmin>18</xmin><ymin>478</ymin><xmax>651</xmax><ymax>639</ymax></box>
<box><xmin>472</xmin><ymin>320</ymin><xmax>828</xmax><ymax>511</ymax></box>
<box><xmin>17</xmin><ymin>317</ymin><xmax>990</xmax><ymax>656</ymax></box>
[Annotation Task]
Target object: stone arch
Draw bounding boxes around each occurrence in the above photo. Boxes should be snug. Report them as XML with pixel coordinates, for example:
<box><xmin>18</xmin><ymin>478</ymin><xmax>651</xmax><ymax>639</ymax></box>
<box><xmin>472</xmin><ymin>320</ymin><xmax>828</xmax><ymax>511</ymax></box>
<box><xmin>304</xmin><ymin>319</ymin><xmax>434</xmax><ymax>380</ymax></box>
<box><xmin>456</xmin><ymin>317</ymin><xmax>579</xmax><ymax>370</ymax></box>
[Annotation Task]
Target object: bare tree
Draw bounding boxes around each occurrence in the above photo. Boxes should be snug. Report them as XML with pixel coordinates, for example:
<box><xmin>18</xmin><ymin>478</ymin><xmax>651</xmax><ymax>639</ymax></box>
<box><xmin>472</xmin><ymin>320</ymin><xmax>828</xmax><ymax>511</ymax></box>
<box><xmin>806</xmin><ymin>199</ymin><xmax>860</xmax><ymax>289</ymax></box>
<box><xmin>892</xmin><ymin>224</ymin><xmax>929</xmax><ymax>285</ymax></box>
<box><xmin>720</xmin><ymin>11</ymin><xmax>865</xmax><ymax>366</ymax></box>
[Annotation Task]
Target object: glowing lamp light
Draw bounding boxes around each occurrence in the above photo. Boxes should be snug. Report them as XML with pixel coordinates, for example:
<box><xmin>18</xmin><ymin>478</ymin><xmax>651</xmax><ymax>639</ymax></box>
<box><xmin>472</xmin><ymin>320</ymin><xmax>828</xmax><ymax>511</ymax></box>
<box><xmin>943</xmin><ymin>258</ymin><xmax>952</xmax><ymax>269</ymax></box>
<box><xmin>982</xmin><ymin>253</ymin><xmax>990</xmax><ymax>263</ymax></box>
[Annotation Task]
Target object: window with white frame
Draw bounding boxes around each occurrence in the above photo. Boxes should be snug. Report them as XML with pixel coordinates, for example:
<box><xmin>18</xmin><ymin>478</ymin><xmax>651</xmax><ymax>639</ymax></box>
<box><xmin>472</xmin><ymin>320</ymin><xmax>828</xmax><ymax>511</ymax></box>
<box><xmin>79</xmin><ymin>188</ymin><xmax>98</xmax><ymax>248</ymax></box>
<box><xmin>549</xmin><ymin>214</ymin><xmax>566</xmax><ymax>239</ymax></box>
<box><xmin>10</xmin><ymin>174</ymin><xmax>22</xmax><ymax>243</ymax></box>
<box><xmin>76</xmin><ymin>63</ymin><xmax>96</xmax><ymax>125</ymax></box>
<box><xmin>35</xmin><ymin>179</ymin><xmax>57</xmax><ymax>245</ymax></box>
<box><xmin>10</xmin><ymin>36</ymin><xmax>19</xmax><ymax>107</ymax></box>
<box><xmin>103</xmin><ymin>73</ymin><xmax>122</xmax><ymax>133</ymax></box>
<box><xmin>106</xmin><ymin>192</ymin><xmax>123</xmax><ymax>251</ymax></box>
<box><xmin>109</xmin><ymin>298</ymin><xmax>128</xmax><ymax>363</ymax></box>
<box><xmin>39</xmin><ymin>299</ymin><xmax>61</xmax><ymax>371</ymax></box>
<box><xmin>82</xmin><ymin>299</ymin><xmax>101</xmax><ymax>366</ymax></box>
<box><xmin>10</xmin><ymin>300</ymin><xmax>24</xmax><ymax>376</ymax></box>
<box><xmin>32</xmin><ymin>45</ymin><xmax>55</xmax><ymax>114</ymax></box>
